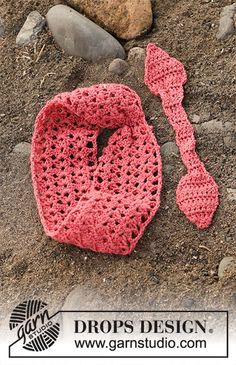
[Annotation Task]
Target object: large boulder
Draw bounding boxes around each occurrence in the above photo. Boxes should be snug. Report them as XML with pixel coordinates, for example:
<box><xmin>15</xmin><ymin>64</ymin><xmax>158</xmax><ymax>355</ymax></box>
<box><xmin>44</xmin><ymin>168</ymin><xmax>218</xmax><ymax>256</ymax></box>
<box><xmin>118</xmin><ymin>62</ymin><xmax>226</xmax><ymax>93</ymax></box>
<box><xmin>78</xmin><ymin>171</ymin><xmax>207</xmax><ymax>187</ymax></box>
<box><xmin>46</xmin><ymin>5</ymin><xmax>125</xmax><ymax>62</ymax></box>
<box><xmin>66</xmin><ymin>0</ymin><xmax>153</xmax><ymax>40</ymax></box>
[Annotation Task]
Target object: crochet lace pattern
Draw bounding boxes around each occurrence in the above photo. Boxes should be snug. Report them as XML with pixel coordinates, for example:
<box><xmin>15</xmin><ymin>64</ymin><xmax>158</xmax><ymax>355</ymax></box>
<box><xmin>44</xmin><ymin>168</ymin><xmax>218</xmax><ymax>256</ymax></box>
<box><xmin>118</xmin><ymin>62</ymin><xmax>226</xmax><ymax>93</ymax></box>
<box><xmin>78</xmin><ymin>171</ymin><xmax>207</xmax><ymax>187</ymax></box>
<box><xmin>31</xmin><ymin>84</ymin><xmax>162</xmax><ymax>255</ymax></box>
<box><xmin>31</xmin><ymin>44</ymin><xmax>219</xmax><ymax>255</ymax></box>
<box><xmin>145</xmin><ymin>43</ymin><xmax>218</xmax><ymax>229</ymax></box>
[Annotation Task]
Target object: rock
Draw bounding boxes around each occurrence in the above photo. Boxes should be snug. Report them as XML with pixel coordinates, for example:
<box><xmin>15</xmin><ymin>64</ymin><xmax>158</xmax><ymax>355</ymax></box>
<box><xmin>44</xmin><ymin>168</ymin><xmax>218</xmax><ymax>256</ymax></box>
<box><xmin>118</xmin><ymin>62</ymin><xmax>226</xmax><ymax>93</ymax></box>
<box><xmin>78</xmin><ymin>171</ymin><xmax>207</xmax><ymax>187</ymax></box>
<box><xmin>224</xmin><ymin>134</ymin><xmax>236</xmax><ymax>148</ymax></box>
<box><xmin>128</xmin><ymin>47</ymin><xmax>145</xmax><ymax>62</ymax></box>
<box><xmin>161</xmin><ymin>142</ymin><xmax>179</xmax><ymax>157</ymax></box>
<box><xmin>65</xmin><ymin>0</ymin><xmax>153</xmax><ymax>40</ymax></box>
<box><xmin>0</xmin><ymin>17</ymin><xmax>5</xmax><ymax>37</ymax></box>
<box><xmin>194</xmin><ymin>120</ymin><xmax>223</xmax><ymax>134</ymax></box>
<box><xmin>216</xmin><ymin>4</ymin><xmax>236</xmax><ymax>40</ymax></box>
<box><xmin>108</xmin><ymin>58</ymin><xmax>129</xmax><ymax>75</ymax></box>
<box><xmin>182</xmin><ymin>297</ymin><xmax>195</xmax><ymax>309</ymax></box>
<box><xmin>13</xmin><ymin>142</ymin><xmax>31</xmax><ymax>156</ymax></box>
<box><xmin>46</xmin><ymin>5</ymin><xmax>125</xmax><ymax>62</ymax></box>
<box><xmin>202</xmin><ymin>119</ymin><xmax>223</xmax><ymax>132</ymax></box>
<box><xmin>227</xmin><ymin>188</ymin><xmax>236</xmax><ymax>201</ymax></box>
<box><xmin>218</xmin><ymin>256</ymin><xmax>236</xmax><ymax>278</ymax></box>
<box><xmin>192</xmin><ymin>114</ymin><xmax>201</xmax><ymax>124</ymax></box>
<box><xmin>16</xmin><ymin>11</ymin><xmax>46</xmax><ymax>46</ymax></box>
<box><xmin>127</xmin><ymin>47</ymin><xmax>146</xmax><ymax>80</ymax></box>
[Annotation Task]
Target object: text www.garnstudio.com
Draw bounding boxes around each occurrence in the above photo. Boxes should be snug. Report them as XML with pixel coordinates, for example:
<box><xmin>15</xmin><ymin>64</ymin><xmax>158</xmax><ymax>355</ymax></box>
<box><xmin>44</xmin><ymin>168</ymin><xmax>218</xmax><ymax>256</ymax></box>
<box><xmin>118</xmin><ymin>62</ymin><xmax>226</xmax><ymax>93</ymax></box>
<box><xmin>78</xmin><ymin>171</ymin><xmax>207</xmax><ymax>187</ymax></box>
<box><xmin>74</xmin><ymin>338</ymin><xmax>206</xmax><ymax>351</ymax></box>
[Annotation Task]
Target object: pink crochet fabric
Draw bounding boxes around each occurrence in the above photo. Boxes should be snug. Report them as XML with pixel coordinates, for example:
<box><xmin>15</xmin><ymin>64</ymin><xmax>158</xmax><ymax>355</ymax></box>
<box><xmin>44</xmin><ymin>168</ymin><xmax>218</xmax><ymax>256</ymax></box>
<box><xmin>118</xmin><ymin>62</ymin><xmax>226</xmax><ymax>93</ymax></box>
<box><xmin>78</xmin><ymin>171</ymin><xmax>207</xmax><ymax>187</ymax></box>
<box><xmin>145</xmin><ymin>44</ymin><xmax>219</xmax><ymax>228</ymax></box>
<box><xmin>31</xmin><ymin>84</ymin><xmax>162</xmax><ymax>255</ymax></box>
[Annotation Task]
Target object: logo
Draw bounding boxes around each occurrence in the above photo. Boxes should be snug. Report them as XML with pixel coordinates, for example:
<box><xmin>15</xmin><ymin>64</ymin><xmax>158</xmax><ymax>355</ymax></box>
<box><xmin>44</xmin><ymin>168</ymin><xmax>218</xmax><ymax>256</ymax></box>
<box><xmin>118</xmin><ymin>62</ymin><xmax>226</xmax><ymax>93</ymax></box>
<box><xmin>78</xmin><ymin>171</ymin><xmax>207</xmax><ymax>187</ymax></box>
<box><xmin>9</xmin><ymin>299</ymin><xmax>60</xmax><ymax>352</ymax></box>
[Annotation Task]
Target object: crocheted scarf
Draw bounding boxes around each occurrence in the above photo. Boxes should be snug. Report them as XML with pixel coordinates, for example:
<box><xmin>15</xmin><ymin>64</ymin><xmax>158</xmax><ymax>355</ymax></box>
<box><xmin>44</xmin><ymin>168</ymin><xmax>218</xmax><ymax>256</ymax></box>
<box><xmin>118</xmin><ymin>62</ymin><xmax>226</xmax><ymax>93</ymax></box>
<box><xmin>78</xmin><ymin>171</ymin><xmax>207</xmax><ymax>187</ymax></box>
<box><xmin>31</xmin><ymin>44</ymin><xmax>218</xmax><ymax>255</ymax></box>
<box><xmin>31</xmin><ymin>84</ymin><xmax>162</xmax><ymax>254</ymax></box>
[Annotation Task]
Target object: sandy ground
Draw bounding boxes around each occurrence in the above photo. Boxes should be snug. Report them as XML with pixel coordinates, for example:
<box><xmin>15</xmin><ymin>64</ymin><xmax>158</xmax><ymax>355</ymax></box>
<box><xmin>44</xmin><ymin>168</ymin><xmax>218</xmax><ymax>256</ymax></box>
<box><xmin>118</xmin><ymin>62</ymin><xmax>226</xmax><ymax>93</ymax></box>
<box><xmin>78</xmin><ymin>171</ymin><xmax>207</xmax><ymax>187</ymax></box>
<box><xmin>0</xmin><ymin>0</ymin><xmax>236</xmax><ymax>321</ymax></box>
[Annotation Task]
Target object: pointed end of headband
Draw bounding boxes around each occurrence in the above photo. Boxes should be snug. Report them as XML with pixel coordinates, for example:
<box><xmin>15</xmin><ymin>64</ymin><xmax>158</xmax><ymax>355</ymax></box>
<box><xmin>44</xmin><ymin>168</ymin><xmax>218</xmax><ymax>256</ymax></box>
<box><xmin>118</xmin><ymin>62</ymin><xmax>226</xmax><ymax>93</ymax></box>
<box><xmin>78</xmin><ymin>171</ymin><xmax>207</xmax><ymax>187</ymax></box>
<box><xmin>176</xmin><ymin>172</ymin><xmax>219</xmax><ymax>229</ymax></box>
<box><xmin>144</xmin><ymin>43</ymin><xmax>187</xmax><ymax>97</ymax></box>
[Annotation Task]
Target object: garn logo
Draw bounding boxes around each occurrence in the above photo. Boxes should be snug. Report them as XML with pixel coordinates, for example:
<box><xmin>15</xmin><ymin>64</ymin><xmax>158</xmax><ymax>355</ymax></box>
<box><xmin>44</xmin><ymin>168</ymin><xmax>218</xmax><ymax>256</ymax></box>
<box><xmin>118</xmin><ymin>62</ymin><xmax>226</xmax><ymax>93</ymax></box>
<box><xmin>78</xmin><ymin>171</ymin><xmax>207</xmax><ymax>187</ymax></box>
<box><xmin>9</xmin><ymin>299</ymin><xmax>60</xmax><ymax>352</ymax></box>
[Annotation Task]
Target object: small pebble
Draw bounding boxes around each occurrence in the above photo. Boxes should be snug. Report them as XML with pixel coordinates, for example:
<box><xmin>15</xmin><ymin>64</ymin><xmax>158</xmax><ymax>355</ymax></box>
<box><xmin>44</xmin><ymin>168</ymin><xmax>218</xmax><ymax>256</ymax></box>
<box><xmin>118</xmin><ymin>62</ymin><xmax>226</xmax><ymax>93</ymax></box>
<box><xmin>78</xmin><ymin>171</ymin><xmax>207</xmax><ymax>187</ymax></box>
<box><xmin>13</xmin><ymin>142</ymin><xmax>31</xmax><ymax>156</ymax></box>
<box><xmin>226</xmin><ymin>188</ymin><xmax>236</xmax><ymax>201</ymax></box>
<box><xmin>182</xmin><ymin>297</ymin><xmax>195</xmax><ymax>309</ymax></box>
<box><xmin>218</xmin><ymin>256</ymin><xmax>236</xmax><ymax>278</ymax></box>
<box><xmin>216</xmin><ymin>4</ymin><xmax>236</xmax><ymax>40</ymax></box>
<box><xmin>161</xmin><ymin>141</ymin><xmax>179</xmax><ymax>157</ymax></box>
<box><xmin>194</xmin><ymin>120</ymin><xmax>224</xmax><ymax>134</ymax></box>
<box><xmin>16</xmin><ymin>11</ymin><xmax>46</xmax><ymax>46</ymax></box>
<box><xmin>109</xmin><ymin>58</ymin><xmax>129</xmax><ymax>75</ymax></box>
<box><xmin>128</xmin><ymin>47</ymin><xmax>145</xmax><ymax>62</ymax></box>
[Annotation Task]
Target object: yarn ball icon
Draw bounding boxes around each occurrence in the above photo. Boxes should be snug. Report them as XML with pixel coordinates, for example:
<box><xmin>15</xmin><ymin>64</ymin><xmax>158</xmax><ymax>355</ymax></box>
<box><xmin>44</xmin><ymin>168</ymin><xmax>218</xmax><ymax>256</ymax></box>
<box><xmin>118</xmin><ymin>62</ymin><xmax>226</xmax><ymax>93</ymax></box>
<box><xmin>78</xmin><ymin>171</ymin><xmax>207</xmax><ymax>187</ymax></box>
<box><xmin>9</xmin><ymin>299</ymin><xmax>60</xmax><ymax>352</ymax></box>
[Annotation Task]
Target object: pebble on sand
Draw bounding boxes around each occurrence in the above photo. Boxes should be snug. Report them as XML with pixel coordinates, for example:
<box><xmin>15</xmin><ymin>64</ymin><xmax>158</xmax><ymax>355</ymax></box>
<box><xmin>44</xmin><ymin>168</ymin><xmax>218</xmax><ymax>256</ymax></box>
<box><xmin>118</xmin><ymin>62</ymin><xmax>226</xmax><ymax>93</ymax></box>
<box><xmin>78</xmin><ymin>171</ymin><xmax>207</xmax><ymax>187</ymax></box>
<box><xmin>127</xmin><ymin>47</ymin><xmax>146</xmax><ymax>62</ymax></box>
<box><xmin>16</xmin><ymin>11</ymin><xmax>46</xmax><ymax>46</ymax></box>
<box><xmin>218</xmin><ymin>256</ymin><xmax>236</xmax><ymax>278</ymax></box>
<box><xmin>161</xmin><ymin>141</ymin><xmax>179</xmax><ymax>157</ymax></box>
<box><xmin>13</xmin><ymin>142</ymin><xmax>31</xmax><ymax>156</ymax></box>
<box><xmin>216</xmin><ymin>3</ymin><xmax>236</xmax><ymax>40</ymax></box>
<box><xmin>46</xmin><ymin>5</ymin><xmax>125</xmax><ymax>62</ymax></box>
<box><xmin>66</xmin><ymin>0</ymin><xmax>153</xmax><ymax>40</ymax></box>
<box><xmin>108</xmin><ymin>58</ymin><xmax>129</xmax><ymax>75</ymax></box>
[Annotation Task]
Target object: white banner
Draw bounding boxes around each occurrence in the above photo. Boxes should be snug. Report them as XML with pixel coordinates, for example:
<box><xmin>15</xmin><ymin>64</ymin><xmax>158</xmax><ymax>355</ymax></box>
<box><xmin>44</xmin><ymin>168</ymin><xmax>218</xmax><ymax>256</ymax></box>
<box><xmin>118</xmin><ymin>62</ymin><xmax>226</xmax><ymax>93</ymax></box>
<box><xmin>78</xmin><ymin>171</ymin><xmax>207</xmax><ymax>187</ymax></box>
<box><xmin>5</xmin><ymin>301</ymin><xmax>228</xmax><ymax>358</ymax></box>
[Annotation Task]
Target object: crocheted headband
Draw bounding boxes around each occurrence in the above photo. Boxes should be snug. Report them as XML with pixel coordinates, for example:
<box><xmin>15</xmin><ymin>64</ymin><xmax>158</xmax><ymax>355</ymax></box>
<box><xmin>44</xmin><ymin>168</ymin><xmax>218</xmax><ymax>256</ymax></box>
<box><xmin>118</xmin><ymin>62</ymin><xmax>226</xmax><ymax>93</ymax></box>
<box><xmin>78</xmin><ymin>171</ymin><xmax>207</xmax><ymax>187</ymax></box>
<box><xmin>31</xmin><ymin>44</ymin><xmax>219</xmax><ymax>255</ymax></box>
<box><xmin>145</xmin><ymin>44</ymin><xmax>218</xmax><ymax>229</ymax></box>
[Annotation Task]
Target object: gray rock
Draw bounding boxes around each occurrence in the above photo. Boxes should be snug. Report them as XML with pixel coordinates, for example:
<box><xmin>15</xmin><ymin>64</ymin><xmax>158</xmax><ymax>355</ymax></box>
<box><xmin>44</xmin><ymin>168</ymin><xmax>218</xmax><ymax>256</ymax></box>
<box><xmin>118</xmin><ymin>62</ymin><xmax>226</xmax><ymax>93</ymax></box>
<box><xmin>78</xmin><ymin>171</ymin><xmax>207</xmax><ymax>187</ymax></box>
<box><xmin>218</xmin><ymin>256</ymin><xmax>236</xmax><ymax>278</ymax></box>
<box><xmin>0</xmin><ymin>17</ymin><xmax>5</xmax><ymax>37</ymax></box>
<box><xmin>161</xmin><ymin>142</ymin><xmax>179</xmax><ymax>157</ymax></box>
<box><xmin>16</xmin><ymin>11</ymin><xmax>46</xmax><ymax>46</ymax></box>
<box><xmin>221</xmin><ymin>3</ymin><xmax>236</xmax><ymax>18</ymax></box>
<box><xmin>224</xmin><ymin>134</ymin><xmax>236</xmax><ymax>148</ymax></box>
<box><xmin>109</xmin><ymin>58</ymin><xmax>129</xmax><ymax>75</ymax></box>
<box><xmin>13</xmin><ymin>142</ymin><xmax>31</xmax><ymax>156</ymax></box>
<box><xmin>194</xmin><ymin>119</ymin><xmax>224</xmax><ymax>134</ymax></box>
<box><xmin>46</xmin><ymin>5</ymin><xmax>125</xmax><ymax>62</ymax></box>
<box><xmin>216</xmin><ymin>4</ymin><xmax>236</xmax><ymax>40</ymax></box>
<box><xmin>128</xmin><ymin>47</ymin><xmax>145</xmax><ymax>62</ymax></box>
<box><xmin>227</xmin><ymin>188</ymin><xmax>236</xmax><ymax>201</ymax></box>
<box><xmin>192</xmin><ymin>114</ymin><xmax>201</xmax><ymax>124</ymax></box>
<box><xmin>182</xmin><ymin>297</ymin><xmax>195</xmax><ymax>309</ymax></box>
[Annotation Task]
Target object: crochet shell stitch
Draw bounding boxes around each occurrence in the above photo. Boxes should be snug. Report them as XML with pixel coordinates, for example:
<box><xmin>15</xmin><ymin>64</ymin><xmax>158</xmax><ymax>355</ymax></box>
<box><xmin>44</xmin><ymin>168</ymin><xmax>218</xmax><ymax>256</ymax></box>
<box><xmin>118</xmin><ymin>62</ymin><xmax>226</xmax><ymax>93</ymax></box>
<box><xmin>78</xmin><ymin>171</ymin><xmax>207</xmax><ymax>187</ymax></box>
<box><xmin>31</xmin><ymin>84</ymin><xmax>162</xmax><ymax>255</ymax></box>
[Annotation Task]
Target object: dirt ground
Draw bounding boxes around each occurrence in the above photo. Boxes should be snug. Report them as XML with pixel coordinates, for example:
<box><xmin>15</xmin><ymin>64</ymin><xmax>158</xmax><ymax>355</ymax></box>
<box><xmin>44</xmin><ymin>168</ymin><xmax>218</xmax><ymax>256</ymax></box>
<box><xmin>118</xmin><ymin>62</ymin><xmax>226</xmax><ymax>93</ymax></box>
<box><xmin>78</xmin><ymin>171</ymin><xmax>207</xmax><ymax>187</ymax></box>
<box><xmin>0</xmin><ymin>0</ymin><xmax>235</xmax><ymax>320</ymax></box>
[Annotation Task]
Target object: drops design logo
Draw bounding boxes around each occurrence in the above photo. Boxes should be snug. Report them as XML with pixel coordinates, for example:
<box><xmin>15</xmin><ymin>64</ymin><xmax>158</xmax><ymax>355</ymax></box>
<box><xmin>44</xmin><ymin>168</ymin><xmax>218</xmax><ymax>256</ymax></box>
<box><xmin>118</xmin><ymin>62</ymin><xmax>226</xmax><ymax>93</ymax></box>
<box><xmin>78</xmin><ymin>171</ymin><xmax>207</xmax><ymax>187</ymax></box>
<box><xmin>9</xmin><ymin>299</ymin><xmax>60</xmax><ymax>352</ymax></box>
